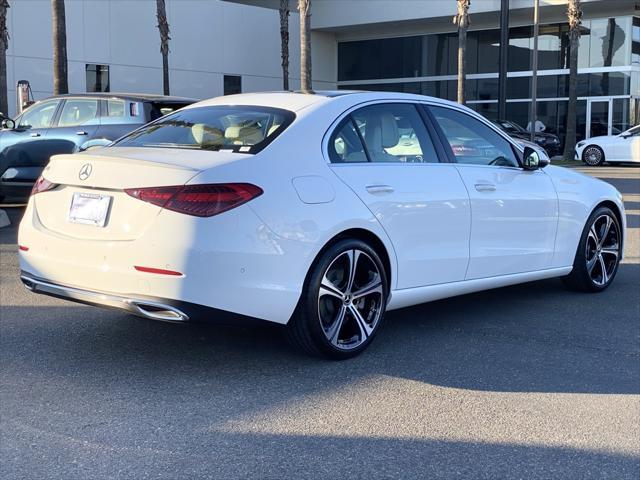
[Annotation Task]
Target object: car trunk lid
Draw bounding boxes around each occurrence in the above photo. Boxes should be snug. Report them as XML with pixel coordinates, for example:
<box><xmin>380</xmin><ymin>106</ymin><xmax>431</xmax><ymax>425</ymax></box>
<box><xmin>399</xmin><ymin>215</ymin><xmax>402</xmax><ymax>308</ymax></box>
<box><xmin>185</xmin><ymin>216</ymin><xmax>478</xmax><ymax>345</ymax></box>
<box><xmin>34</xmin><ymin>147</ymin><xmax>248</xmax><ymax>241</ymax></box>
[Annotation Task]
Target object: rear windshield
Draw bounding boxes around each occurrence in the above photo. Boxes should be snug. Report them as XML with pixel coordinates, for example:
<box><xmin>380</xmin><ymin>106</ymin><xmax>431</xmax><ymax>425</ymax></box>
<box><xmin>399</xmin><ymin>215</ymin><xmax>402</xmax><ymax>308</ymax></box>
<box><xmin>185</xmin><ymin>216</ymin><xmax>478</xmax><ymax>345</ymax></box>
<box><xmin>114</xmin><ymin>105</ymin><xmax>295</xmax><ymax>153</ymax></box>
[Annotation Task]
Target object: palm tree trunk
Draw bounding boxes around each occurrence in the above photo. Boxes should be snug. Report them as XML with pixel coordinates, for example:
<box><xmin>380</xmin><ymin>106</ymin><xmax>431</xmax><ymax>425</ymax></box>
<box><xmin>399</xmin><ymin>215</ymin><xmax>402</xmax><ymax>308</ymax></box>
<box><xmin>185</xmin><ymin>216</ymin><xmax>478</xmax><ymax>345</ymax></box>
<box><xmin>563</xmin><ymin>0</ymin><xmax>582</xmax><ymax>161</ymax></box>
<box><xmin>51</xmin><ymin>0</ymin><xmax>68</xmax><ymax>95</ymax></box>
<box><xmin>454</xmin><ymin>0</ymin><xmax>470</xmax><ymax>105</ymax></box>
<box><xmin>279</xmin><ymin>0</ymin><xmax>290</xmax><ymax>91</ymax></box>
<box><xmin>156</xmin><ymin>0</ymin><xmax>170</xmax><ymax>96</ymax></box>
<box><xmin>0</xmin><ymin>0</ymin><xmax>9</xmax><ymax>116</ymax></box>
<box><xmin>298</xmin><ymin>0</ymin><xmax>312</xmax><ymax>93</ymax></box>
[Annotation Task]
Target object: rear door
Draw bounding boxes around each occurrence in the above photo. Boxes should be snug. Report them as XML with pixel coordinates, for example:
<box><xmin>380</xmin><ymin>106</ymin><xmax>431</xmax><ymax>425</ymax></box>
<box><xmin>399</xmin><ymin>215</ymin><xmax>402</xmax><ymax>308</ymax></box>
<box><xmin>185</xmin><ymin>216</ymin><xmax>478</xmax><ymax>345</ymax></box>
<box><xmin>49</xmin><ymin>97</ymin><xmax>100</xmax><ymax>150</ymax></box>
<box><xmin>328</xmin><ymin>102</ymin><xmax>471</xmax><ymax>289</ymax></box>
<box><xmin>426</xmin><ymin>104</ymin><xmax>558</xmax><ymax>279</ymax></box>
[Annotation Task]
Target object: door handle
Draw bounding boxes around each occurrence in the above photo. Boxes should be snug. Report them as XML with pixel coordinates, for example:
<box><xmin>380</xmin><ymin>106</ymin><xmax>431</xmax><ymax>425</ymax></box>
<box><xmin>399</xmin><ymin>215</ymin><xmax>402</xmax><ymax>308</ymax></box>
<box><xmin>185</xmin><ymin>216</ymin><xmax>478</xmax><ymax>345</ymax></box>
<box><xmin>474</xmin><ymin>183</ymin><xmax>496</xmax><ymax>192</ymax></box>
<box><xmin>365</xmin><ymin>184</ymin><xmax>394</xmax><ymax>194</ymax></box>
<box><xmin>76</xmin><ymin>131</ymin><xmax>88</xmax><ymax>135</ymax></box>
<box><xmin>30</xmin><ymin>132</ymin><xmax>41</xmax><ymax>137</ymax></box>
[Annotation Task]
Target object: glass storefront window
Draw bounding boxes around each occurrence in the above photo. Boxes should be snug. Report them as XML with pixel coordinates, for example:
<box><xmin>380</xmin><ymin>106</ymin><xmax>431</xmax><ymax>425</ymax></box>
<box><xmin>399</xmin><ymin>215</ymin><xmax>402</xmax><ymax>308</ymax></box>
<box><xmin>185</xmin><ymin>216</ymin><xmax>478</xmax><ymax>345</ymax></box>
<box><xmin>588</xmin><ymin>18</ymin><xmax>631</xmax><ymax>68</ymax></box>
<box><xmin>613</xmin><ymin>98</ymin><xmax>632</xmax><ymax>133</ymax></box>
<box><xmin>508</xmin><ymin>26</ymin><xmax>532</xmax><ymax>72</ymax></box>
<box><xmin>632</xmin><ymin>17</ymin><xmax>640</xmax><ymax>65</ymax></box>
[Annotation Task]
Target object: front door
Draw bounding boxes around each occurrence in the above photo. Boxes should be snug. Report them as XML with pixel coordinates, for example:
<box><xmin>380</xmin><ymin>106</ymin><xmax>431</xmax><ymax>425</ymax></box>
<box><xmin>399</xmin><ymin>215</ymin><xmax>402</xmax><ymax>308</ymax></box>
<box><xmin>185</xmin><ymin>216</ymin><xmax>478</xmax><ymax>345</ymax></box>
<box><xmin>427</xmin><ymin>105</ymin><xmax>558</xmax><ymax>280</ymax></box>
<box><xmin>586</xmin><ymin>99</ymin><xmax>612</xmax><ymax>139</ymax></box>
<box><xmin>0</xmin><ymin>98</ymin><xmax>61</xmax><ymax>183</ymax></box>
<box><xmin>328</xmin><ymin>102</ymin><xmax>471</xmax><ymax>289</ymax></box>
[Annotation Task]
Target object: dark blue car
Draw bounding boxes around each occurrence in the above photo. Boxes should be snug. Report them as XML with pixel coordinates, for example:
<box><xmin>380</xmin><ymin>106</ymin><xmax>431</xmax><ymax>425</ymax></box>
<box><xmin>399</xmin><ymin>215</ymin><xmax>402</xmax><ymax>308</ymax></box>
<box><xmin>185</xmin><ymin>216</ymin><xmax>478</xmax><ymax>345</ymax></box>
<box><xmin>0</xmin><ymin>93</ymin><xmax>196</xmax><ymax>202</ymax></box>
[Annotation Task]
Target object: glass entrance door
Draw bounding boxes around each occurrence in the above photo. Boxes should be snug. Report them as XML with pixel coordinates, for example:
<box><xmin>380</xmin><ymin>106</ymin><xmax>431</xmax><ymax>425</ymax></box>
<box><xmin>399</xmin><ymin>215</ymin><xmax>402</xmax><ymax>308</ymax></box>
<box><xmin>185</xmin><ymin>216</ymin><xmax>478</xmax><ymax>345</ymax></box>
<box><xmin>586</xmin><ymin>99</ymin><xmax>613</xmax><ymax>138</ymax></box>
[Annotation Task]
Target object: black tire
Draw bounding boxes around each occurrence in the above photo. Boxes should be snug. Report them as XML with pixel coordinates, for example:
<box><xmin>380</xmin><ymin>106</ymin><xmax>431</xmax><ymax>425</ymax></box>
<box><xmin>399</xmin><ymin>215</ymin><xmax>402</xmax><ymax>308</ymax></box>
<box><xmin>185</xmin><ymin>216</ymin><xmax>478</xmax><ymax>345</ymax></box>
<box><xmin>582</xmin><ymin>145</ymin><xmax>605</xmax><ymax>166</ymax></box>
<box><xmin>562</xmin><ymin>206</ymin><xmax>622</xmax><ymax>292</ymax></box>
<box><xmin>286</xmin><ymin>238</ymin><xmax>389</xmax><ymax>359</ymax></box>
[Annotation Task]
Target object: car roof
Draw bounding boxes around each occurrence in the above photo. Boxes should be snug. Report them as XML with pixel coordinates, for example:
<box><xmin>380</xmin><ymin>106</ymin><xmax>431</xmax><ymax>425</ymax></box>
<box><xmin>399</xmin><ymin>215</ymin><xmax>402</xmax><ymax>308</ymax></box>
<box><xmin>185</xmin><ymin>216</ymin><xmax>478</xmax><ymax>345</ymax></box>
<box><xmin>45</xmin><ymin>92</ymin><xmax>198</xmax><ymax>103</ymax></box>
<box><xmin>187</xmin><ymin>90</ymin><xmax>461</xmax><ymax>113</ymax></box>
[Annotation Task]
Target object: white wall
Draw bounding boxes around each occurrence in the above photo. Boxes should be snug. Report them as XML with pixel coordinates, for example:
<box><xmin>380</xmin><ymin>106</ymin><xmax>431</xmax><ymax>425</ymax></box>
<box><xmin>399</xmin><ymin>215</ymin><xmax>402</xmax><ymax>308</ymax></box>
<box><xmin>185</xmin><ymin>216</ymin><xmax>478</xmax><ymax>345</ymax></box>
<box><xmin>4</xmin><ymin>0</ymin><xmax>335</xmax><ymax>117</ymax></box>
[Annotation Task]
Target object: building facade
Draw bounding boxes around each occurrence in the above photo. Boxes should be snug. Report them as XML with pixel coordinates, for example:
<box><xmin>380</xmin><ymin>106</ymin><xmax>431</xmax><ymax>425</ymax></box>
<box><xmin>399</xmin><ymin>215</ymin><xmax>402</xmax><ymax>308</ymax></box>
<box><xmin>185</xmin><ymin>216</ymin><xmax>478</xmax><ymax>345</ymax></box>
<box><xmin>3</xmin><ymin>0</ymin><xmax>334</xmax><ymax>117</ymax></box>
<box><xmin>234</xmin><ymin>0</ymin><xmax>640</xmax><ymax>147</ymax></box>
<box><xmin>5</xmin><ymin>0</ymin><xmax>639</xmax><ymax>148</ymax></box>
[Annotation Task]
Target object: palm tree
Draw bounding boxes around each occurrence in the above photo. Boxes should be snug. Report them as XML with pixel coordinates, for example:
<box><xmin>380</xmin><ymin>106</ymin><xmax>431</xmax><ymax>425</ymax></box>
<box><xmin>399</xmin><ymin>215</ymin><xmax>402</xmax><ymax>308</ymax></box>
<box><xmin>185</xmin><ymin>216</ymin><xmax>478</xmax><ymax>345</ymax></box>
<box><xmin>51</xmin><ymin>0</ymin><xmax>68</xmax><ymax>95</ymax></box>
<box><xmin>156</xmin><ymin>0</ymin><xmax>170</xmax><ymax>95</ymax></box>
<box><xmin>279</xmin><ymin>0</ymin><xmax>290</xmax><ymax>90</ymax></box>
<box><xmin>562</xmin><ymin>0</ymin><xmax>582</xmax><ymax>161</ymax></box>
<box><xmin>454</xmin><ymin>0</ymin><xmax>470</xmax><ymax>105</ymax></box>
<box><xmin>298</xmin><ymin>0</ymin><xmax>312</xmax><ymax>93</ymax></box>
<box><xmin>0</xmin><ymin>0</ymin><xmax>9</xmax><ymax>116</ymax></box>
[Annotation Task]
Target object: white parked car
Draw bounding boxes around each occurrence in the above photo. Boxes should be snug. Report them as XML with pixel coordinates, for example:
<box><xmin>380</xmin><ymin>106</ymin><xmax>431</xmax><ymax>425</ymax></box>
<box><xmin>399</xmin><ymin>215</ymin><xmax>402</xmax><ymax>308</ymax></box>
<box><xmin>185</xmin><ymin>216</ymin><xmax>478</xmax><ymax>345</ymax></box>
<box><xmin>576</xmin><ymin>125</ymin><xmax>640</xmax><ymax>165</ymax></box>
<box><xmin>19</xmin><ymin>92</ymin><xmax>626</xmax><ymax>359</ymax></box>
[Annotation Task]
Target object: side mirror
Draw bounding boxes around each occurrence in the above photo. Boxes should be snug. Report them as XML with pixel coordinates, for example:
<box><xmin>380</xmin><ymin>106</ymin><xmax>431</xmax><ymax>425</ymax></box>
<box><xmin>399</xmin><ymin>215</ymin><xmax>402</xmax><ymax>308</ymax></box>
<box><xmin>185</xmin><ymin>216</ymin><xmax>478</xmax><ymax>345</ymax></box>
<box><xmin>1</xmin><ymin>118</ymin><xmax>15</xmax><ymax>130</ymax></box>
<box><xmin>522</xmin><ymin>146</ymin><xmax>549</xmax><ymax>170</ymax></box>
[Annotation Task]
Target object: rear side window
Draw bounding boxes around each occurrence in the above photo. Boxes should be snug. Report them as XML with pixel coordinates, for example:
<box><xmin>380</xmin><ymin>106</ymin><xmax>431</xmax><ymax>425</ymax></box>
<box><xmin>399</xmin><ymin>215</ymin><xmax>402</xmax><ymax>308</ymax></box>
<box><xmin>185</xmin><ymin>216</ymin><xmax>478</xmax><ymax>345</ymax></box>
<box><xmin>58</xmin><ymin>99</ymin><xmax>99</xmax><ymax>127</ymax></box>
<box><xmin>106</xmin><ymin>100</ymin><xmax>125</xmax><ymax>117</ymax></box>
<box><xmin>114</xmin><ymin>105</ymin><xmax>294</xmax><ymax>154</ymax></box>
<box><xmin>329</xmin><ymin>103</ymin><xmax>438</xmax><ymax>163</ymax></box>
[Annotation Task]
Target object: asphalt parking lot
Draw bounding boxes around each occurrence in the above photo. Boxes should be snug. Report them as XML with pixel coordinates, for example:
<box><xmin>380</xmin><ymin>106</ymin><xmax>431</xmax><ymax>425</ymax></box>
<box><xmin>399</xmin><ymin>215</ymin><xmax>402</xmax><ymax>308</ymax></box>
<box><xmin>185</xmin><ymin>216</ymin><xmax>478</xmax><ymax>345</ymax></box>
<box><xmin>1</xmin><ymin>165</ymin><xmax>639</xmax><ymax>479</ymax></box>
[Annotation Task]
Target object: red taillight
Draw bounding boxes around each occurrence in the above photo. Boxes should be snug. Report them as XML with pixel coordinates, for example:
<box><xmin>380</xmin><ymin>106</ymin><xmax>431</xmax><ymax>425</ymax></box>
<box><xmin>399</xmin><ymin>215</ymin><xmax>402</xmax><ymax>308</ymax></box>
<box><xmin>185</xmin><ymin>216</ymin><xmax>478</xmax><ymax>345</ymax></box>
<box><xmin>19</xmin><ymin>245</ymin><xmax>29</xmax><ymax>251</ymax></box>
<box><xmin>125</xmin><ymin>183</ymin><xmax>263</xmax><ymax>217</ymax></box>
<box><xmin>31</xmin><ymin>176</ymin><xmax>58</xmax><ymax>196</ymax></box>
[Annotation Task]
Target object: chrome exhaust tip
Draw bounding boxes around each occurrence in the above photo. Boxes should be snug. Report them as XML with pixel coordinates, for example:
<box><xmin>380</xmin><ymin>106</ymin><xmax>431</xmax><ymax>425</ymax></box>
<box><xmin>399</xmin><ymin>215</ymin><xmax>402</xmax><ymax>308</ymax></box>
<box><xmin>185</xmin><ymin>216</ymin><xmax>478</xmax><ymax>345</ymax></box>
<box><xmin>129</xmin><ymin>301</ymin><xmax>189</xmax><ymax>322</ymax></box>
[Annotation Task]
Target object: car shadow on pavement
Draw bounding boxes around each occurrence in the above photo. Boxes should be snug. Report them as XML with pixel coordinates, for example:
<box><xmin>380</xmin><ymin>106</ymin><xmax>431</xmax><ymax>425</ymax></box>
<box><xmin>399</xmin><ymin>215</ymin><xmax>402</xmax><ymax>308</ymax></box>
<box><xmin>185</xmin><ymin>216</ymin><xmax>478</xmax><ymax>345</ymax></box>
<box><xmin>2</xmin><ymin>265</ymin><xmax>638</xmax><ymax>397</ymax></box>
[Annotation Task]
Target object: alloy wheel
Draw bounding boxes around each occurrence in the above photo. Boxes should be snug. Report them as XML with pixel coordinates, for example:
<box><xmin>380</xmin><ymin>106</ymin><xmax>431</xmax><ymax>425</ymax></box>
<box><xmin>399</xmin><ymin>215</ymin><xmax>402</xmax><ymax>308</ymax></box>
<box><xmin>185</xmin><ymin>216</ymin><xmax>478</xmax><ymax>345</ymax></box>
<box><xmin>318</xmin><ymin>249</ymin><xmax>384</xmax><ymax>350</ymax></box>
<box><xmin>583</xmin><ymin>146</ymin><xmax>603</xmax><ymax>166</ymax></box>
<box><xmin>585</xmin><ymin>214</ymin><xmax>620</xmax><ymax>286</ymax></box>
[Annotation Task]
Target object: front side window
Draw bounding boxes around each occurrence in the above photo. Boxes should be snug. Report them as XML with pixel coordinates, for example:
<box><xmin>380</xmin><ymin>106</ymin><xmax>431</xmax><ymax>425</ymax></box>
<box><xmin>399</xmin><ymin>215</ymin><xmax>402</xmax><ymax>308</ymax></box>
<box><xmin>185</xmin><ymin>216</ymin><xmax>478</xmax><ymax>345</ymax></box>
<box><xmin>330</xmin><ymin>103</ymin><xmax>438</xmax><ymax>163</ymax></box>
<box><xmin>18</xmin><ymin>99</ymin><xmax>60</xmax><ymax>129</ymax></box>
<box><xmin>430</xmin><ymin>106</ymin><xmax>519</xmax><ymax>167</ymax></box>
<box><xmin>57</xmin><ymin>99</ymin><xmax>99</xmax><ymax>127</ymax></box>
<box><xmin>113</xmin><ymin>105</ymin><xmax>294</xmax><ymax>153</ymax></box>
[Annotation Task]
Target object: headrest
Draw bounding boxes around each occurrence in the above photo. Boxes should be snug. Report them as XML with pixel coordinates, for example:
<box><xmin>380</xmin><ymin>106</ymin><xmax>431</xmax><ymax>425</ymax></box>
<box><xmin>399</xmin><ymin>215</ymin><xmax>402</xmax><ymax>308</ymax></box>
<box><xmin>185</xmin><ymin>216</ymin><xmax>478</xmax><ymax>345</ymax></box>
<box><xmin>379</xmin><ymin>112</ymin><xmax>399</xmax><ymax>148</ymax></box>
<box><xmin>225</xmin><ymin>126</ymin><xmax>241</xmax><ymax>139</ymax></box>
<box><xmin>192</xmin><ymin>124</ymin><xmax>223</xmax><ymax>145</ymax></box>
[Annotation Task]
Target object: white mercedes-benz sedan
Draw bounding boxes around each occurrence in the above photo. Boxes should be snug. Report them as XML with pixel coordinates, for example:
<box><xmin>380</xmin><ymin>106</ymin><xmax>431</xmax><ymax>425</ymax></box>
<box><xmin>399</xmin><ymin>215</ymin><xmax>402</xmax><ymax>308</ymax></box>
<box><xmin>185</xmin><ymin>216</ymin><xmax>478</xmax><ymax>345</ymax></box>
<box><xmin>576</xmin><ymin>125</ymin><xmax>640</xmax><ymax>165</ymax></box>
<box><xmin>19</xmin><ymin>91</ymin><xmax>626</xmax><ymax>359</ymax></box>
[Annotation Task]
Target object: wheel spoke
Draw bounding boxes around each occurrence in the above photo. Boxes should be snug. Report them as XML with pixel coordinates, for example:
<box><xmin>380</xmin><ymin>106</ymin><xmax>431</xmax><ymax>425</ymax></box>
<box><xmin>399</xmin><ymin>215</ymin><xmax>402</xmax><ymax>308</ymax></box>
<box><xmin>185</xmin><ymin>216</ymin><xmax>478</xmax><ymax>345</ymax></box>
<box><xmin>597</xmin><ymin>254</ymin><xmax>609</xmax><ymax>285</ymax></box>
<box><xmin>325</xmin><ymin>305</ymin><xmax>347</xmax><ymax>345</ymax></box>
<box><xmin>320</xmin><ymin>276</ymin><xmax>345</xmax><ymax>300</ymax></box>
<box><xmin>600</xmin><ymin>246</ymin><xmax>619</xmax><ymax>259</ymax></box>
<box><xmin>598</xmin><ymin>216</ymin><xmax>612</xmax><ymax>248</ymax></box>
<box><xmin>588</xmin><ymin>224</ymin><xmax>598</xmax><ymax>245</ymax></box>
<box><xmin>352</xmin><ymin>276</ymin><xmax>383</xmax><ymax>300</ymax></box>
<box><xmin>345</xmin><ymin>249</ymin><xmax>360</xmax><ymax>294</ymax></box>
<box><xmin>586</xmin><ymin>253</ymin><xmax>599</xmax><ymax>274</ymax></box>
<box><xmin>348</xmin><ymin>304</ymin><xmax>373</xmax><ymax>341</ymax></box>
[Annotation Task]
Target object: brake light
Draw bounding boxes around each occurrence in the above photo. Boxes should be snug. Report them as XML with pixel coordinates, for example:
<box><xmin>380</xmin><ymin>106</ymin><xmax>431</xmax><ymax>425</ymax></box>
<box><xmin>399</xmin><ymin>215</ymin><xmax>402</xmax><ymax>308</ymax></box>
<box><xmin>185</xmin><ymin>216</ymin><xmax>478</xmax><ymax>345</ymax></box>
<box><xmin>31</xmin><ymin>176</ymin><xmax>58</xmax><ymax>196</ymax></box>
<box><xmin>125</xmin><ymin>183</ymin><xmax>263</xmax><ymax>217</ymax></box>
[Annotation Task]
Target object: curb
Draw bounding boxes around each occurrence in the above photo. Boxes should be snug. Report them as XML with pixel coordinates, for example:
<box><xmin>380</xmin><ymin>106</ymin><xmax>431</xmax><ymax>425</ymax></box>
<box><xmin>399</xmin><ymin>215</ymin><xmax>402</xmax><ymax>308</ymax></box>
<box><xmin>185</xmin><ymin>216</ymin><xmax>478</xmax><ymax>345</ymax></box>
<box><xmin>0</xmin><ymin>209</ymin><xmax>10</xmax><ymax>228</ymax></box>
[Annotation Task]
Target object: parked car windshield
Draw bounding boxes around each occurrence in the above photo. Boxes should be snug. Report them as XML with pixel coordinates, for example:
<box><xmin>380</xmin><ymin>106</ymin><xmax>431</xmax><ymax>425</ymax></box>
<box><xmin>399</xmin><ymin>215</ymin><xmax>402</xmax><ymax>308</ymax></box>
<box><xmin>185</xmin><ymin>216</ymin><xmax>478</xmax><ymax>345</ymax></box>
<box><xmin>113</xmin><ymin>105</ymin><xmax>295</xmax><ymax>153</ymax></box>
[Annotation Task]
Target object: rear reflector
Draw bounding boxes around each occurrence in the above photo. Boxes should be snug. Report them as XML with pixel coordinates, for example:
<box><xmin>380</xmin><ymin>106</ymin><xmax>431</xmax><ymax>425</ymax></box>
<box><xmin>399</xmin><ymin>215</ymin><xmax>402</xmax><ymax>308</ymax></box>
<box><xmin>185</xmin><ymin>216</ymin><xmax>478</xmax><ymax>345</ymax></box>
<box><xmin>19</xmin><ymin>245</ymin><xmax>29</xmax><ymax>251</ymax></box>
<box><xmin>134</xmin><ymin>266</ymin><xmax>183</xmax><ymax>276</ymax></box>
<box><xmin>31</xmin><ymin>176</ymin><xmax>58</xmax><ymax>196</ymax></box>
<box><xmin>125</xmin><ymin>183</ymin><xmax>263</xmax><ymax>217</ymax></box>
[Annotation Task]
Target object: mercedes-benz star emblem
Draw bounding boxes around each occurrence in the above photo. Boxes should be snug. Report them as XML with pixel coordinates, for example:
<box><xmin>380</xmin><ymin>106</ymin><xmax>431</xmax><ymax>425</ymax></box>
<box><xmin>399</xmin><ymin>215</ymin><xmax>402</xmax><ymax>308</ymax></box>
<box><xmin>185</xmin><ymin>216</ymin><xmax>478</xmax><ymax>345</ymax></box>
<box><xmin>78</xmin><ymin>163</ymin><xmax>92</xmax><ymax>181</ymax></box>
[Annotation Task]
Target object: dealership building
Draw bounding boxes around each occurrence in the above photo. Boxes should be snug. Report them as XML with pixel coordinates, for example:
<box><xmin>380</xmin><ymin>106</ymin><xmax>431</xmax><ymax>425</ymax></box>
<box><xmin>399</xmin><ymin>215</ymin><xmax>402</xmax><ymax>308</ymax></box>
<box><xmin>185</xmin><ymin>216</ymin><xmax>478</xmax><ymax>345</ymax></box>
<box><xmin>4</xmin><ymin>0</ymin><xmax>639</xmax><ymax>146</ymax></box>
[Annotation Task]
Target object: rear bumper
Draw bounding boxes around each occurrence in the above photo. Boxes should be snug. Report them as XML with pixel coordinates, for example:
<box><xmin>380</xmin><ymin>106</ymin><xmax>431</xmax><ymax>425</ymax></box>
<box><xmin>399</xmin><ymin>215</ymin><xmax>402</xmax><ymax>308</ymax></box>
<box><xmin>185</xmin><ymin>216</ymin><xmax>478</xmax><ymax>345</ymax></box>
<box><xmin>20</xmin><ymin>271</ymin><xmax>270</xmax><ymax>326</ymax></box>
<box><xmin>18</xmin><ymin>198</ymin><xmax>311</xmax><ymax>324</ymax></box>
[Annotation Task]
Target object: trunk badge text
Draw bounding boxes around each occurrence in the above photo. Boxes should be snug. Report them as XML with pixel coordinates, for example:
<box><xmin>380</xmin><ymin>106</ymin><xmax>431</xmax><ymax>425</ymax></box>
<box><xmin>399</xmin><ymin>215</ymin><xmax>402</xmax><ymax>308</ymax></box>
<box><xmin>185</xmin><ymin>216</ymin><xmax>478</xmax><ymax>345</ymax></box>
<box><xmin>79</xmin><ymin>163</ymin><xmax>93</xmax><ymax>181</ymax></box>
